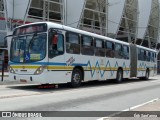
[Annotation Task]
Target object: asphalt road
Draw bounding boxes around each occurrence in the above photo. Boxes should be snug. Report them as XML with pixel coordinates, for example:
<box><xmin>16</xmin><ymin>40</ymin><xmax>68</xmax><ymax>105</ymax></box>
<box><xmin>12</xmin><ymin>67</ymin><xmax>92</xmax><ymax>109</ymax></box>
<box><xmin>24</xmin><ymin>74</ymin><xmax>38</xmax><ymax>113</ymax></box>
<box><xmin>0</xmin><ymin>76</ymin><xmax>160</xmax><ymax>120</ymax></box>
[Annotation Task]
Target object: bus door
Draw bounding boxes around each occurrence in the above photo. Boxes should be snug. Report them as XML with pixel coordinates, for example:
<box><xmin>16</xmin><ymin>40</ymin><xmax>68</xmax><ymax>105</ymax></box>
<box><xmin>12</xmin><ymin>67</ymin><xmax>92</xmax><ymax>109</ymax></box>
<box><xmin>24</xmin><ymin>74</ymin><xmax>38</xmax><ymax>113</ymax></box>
<box><xmin>48</xmin><ymin>30</ymin><xmax>65</xmax><ymax>72</ymax></box>
<box><xmin>130</xmin><ymin>44</ymin><xmax>137</xmax><ymax>77</ymax></box>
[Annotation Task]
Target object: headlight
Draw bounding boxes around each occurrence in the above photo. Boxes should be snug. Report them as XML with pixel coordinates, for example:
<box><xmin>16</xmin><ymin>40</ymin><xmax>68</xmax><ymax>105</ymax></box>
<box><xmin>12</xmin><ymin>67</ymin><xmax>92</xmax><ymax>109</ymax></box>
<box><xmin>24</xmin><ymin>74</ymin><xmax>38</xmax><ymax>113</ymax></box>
<box><xmin>9</xmin><ymin>66</ymin><xmax>15</xmax><ymax>74</ymax></box>
<box><xmin>34</xmin><ymin>66</ymin><xmax>47</xmax><ymax>75</ymax></box>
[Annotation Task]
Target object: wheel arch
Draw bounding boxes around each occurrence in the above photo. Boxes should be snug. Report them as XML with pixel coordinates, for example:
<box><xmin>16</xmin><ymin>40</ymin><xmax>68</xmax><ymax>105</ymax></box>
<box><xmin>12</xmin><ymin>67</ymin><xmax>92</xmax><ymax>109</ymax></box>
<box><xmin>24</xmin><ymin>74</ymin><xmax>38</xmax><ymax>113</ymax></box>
<box><xmin>118</xmin><ymin>67</ymin><xmax>123</xmax><ymax>75</ymax></box>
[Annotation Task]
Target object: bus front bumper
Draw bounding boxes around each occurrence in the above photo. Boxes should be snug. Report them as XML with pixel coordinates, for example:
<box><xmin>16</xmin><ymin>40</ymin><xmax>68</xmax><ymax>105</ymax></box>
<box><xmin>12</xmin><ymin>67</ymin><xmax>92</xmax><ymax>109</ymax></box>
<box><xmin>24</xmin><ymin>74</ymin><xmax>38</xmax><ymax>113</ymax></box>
<box><xmin>9</xmin><ymin>74</ymin><xmax>47</xmax><ymax>84</ymax></box>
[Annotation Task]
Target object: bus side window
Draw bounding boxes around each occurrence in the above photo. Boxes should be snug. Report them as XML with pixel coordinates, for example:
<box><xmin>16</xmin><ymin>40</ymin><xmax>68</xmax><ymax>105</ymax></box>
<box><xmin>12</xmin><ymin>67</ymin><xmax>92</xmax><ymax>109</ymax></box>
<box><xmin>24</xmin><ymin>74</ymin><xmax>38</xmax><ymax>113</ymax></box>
<box><xmin>138</xmin><ymin>48</ymin><xmax>141</xmax><ymax>60</ymax></box>
<box><xmin>148</xmin><ymin>51</ymin><xmax>151</xmax><ymax>62</ymax></box>
<box><xmin>115</xmin><ymin>43</ymin><xmax>123</xmax><ymax>59</ymax></box>
<box><xmin>94</xmin><ymin>38</ymin><xmax>105</xmax><ymax>57</ymax></box>
<box><xmin>66</xmin><ymin>32</ymin><xmax>80</xmax><ymax>54</ymax></box>
<box><xmin>155</xmin><ymin>53</ymin><xmax>157</xmax><ymax>60</ymax></box>
<box><xmin>151</xmin><ymin>52</ymin><xmax>154</xmax><ymax>62</ymax></box>
<box><xmin>106</xmin><ymin>41</ymin><xmax>114</xmax><ymax>58</ymax></box>
<box><xmin>144</xmin><ymin>50</ymin><xmax>147</xmax><ymax>61</ymax></box>
<box><xmin>153</xmin><ymin>52</ymin><xmax>156</xmax><ymax>62</ymax></box>
<box><xmin>123</xmin><ymin>45</ymin><xmax>129</xmax><ymax>59</ymax></box>
<box><xmin>140</xmin><ymin>49</ymin><xmax>145</xmax><ymax>61</ymax></box>
<box><xmin>81</xmin><ymin>35</ymin><xmax>94</xmax><ymax>56</ymax></box>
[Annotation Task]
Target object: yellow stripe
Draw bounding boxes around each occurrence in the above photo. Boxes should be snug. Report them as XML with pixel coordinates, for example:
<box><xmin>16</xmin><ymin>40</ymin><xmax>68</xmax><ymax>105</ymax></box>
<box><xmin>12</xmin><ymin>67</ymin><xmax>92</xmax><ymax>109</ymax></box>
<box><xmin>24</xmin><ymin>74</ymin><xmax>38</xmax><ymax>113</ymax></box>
<box><xmin>137</xmin><ymin>68</ymin><xmax>146</xmax><ymax>71</ymax></box>
<box><xmin>124</xmin><ymin>68</ymin><xmax>130</xmax><ymax>71</ymax></box>
<box><xmin>11</xmin><ymin>65</ymin><xmax>132</xmax><ymax>71</ymax></box>
<box><xmin>47</xmin><ymin>66</ymin><xmax>74</xmax><ymax>70</ymax></box>
<box><xmin>47</xmin><ymin>66</ymin><xmax>64</xmax><ymax>70</ymax></box>
<box><xmin>11</xmin><ymin>66</ymin><xmax>39</xmax><ymax>69</ymax></box>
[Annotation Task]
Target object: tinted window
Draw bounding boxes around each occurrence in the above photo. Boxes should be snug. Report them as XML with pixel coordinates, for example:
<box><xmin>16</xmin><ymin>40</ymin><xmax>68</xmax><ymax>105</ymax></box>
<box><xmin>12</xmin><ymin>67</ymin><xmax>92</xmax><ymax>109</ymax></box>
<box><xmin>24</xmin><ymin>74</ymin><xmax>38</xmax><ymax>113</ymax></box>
<box><xmin>115</xmin><ymin>43</ymin><xmax>123</xmax><ymax>59</ymax></box>
<box><xmin>81</xmin><ymin>35</ymin><xmax>94</xmax><ymax>56</ymax></box>
<box><xmin>66</xmin><ymin>32</ymin><xmax>80</xmax><ymax>54</ymax></box>
<box><xmin>105</xmin><ymin>41</ymin><xmax>114</xmax><ymax>58</ymax></box>
<box><xmin>123</xmin><ymin>45</ymin><xmax>129</xmax><ymax>59</ymax></box>
<box><xmin>95</xmin><ymin>39</ymin><xmax>105</xmax><ymax>57</ymax></box>
<box><xmin>146</xmin><ymin>51</ymin><xmax>150</xmax><ymax>62</ymax></box>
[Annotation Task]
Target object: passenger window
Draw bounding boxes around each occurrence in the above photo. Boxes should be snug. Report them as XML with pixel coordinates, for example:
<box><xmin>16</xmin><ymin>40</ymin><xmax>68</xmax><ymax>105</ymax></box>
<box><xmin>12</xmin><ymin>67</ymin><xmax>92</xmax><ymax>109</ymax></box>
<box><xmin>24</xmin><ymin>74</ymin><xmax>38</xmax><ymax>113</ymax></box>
<box><xmin>151</xmin><ymin>52</ymin><xmax>154</xmax><ymax>62</ymax></box>
<box><xmin>153</xmin><ymin>52</ymin><xmax>155</xmax><ymax>62</ymax></box>
<box><xmin>147</xmin><ymin>51</ymin><xmax>151</xmax><ymax>62</ymax></box>
<box><xmin>123</xmin><ymin>45</ymin><xmax>129</xmax><ymax>59</ymax></box>
<box><xmin>144</xmin><ymin>50</ymin><xmax>147</xmax><ymax>61</ymax></box>
<box><xmin>115</xmin><ymin>43</ymin><xmax>123</xmax><ymax>59</ymax></box>
<box><xmin>95</xmin><ymin>38</ymin><xmax>105</xmax><ymax>57</ymax></box>
<box><xmin>105</xmin><ymin>41</ymin><xmax>114</xmax><ymax>58</ymax></box>
<box><xmin>81</xmin><ymin>35</ymin><xmax>94</xmax><ymax>56</ymax></box>
<box><xmin>66</xmin><ymin>32</ymin><xmax>80</xmax><ymax>54</ymax></box>
<box><xmin>138</xmin><ymin>49</ymin><xmax>144</xmax><ymax>61</ymax></box>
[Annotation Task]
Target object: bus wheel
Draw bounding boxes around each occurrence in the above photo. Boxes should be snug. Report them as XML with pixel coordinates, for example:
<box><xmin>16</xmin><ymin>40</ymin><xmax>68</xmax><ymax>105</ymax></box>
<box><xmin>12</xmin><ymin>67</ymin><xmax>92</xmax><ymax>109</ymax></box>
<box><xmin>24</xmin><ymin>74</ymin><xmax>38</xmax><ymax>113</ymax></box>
<box><xmin>116</xmin><ymin>69</ymin><xmax>123</xmax><ymax>83</ymax></box>
<box><xmin>144</xmin><ymin>69</ymin><xmax>149</xmax><ymax>80</ymax></box>
<box><xmin>139</xmin><ymin>69</ymin><xmax>149</xmax><ymax>80</ymax></box>
<box><xmin>70</xmin><ymin>69</ymin><xmax>82</xmax><ymax>88</ymax></box>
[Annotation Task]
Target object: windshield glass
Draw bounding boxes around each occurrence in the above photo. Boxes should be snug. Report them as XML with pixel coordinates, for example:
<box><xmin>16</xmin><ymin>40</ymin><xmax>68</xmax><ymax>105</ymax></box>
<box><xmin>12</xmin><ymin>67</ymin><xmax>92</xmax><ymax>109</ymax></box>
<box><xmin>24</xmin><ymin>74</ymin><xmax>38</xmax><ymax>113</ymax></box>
<box><xmin>10</xmin><ymin>33</ymin><xmax>47</xmax><ymax>63</ymax></box>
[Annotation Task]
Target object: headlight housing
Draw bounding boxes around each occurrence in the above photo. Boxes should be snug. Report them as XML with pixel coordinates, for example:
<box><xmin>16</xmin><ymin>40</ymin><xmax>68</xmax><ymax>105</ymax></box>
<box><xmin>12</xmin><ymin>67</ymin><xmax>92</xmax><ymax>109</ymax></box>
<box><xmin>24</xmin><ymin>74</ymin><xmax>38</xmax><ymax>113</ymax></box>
<box><xmin>9</xmin><ymin>66</ymin><xmax>15</xmax><ymax>74</ymax></box>
<box><xmin>34</xmin><ymin>66</ymin><xmax>47</xmax><ymax>75</ymax></box>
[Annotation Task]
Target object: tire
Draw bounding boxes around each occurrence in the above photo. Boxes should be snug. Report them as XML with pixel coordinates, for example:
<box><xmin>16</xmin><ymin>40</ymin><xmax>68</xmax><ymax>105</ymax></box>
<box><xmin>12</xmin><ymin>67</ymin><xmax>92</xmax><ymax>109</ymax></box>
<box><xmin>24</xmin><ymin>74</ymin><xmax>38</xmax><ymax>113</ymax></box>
<box><xmin>144</xmin><ymin>69</ymin><xmax>149</xmax><ymax>80</ymax></box>
<box><xmin>139</xmin><ymin>69</ymin><xmax>149</xmax><ymax>80</ymax></box>
<box><xmin>70</xmin><ymin>69</ymin><xmax>82</xmax><ymax>88</ymax></box>
<box><xmin>116</xmin><ymin>69</ymin><xmax>123</xmax><ymax>83</ymax></box>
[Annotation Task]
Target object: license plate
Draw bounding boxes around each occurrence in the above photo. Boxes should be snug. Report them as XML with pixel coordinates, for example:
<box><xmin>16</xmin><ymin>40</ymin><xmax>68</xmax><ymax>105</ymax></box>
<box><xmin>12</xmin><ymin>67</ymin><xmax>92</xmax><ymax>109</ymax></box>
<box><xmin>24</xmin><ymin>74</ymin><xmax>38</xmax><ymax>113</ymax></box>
<box><xmin>20</xmin><ymin>79</ymin><xmax>27</xmax><ymax>83</ymax></box>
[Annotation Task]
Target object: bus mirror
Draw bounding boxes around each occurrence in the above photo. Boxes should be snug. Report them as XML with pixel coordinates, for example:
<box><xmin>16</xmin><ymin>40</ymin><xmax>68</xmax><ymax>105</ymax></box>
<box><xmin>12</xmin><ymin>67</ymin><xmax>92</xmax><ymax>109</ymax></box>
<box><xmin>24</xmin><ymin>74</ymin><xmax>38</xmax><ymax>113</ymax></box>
<box><xmin>52</xmin><ymin>35</ymin><xmax>58</xmax><ymax>45</ymax></box>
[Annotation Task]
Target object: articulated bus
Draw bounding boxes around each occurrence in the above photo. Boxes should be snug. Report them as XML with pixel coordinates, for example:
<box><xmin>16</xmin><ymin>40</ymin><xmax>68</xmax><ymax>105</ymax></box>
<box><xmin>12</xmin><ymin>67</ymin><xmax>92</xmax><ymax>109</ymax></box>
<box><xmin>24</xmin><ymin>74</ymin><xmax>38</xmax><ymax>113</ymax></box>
<box><xmin>8</xmin><ymin>22</ymin><xmax>157</xmax><ymax>87</ymax></box>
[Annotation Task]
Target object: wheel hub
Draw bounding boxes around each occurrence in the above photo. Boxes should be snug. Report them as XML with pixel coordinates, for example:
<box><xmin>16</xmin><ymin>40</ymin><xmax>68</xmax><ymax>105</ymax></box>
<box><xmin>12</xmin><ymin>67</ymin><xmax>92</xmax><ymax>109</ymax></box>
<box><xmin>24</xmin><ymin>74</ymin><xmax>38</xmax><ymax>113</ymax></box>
<box><xmin>73</xmin><ymin>73</ymin><xmax>80</xmax><ymax>83</ymax></box>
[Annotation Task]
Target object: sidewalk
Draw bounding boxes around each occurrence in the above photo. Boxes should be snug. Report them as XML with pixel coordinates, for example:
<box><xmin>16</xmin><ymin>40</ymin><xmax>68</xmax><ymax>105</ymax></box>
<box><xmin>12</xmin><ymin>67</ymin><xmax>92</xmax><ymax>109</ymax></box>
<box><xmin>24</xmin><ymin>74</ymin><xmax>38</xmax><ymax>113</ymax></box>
<box><xmin>0</xmin><ymin>72</ymin><xmax>20</xmax><ymax>85</ymax></box>
<box><xmin>0</xmin><ymin>80</ymin><xmax>21</xmax><ymax>85</ymax></box>
<box><xmin>101</xmin><ymin>99</ymin><xmax>160</xmax><ymax>120</ymax></box>
<box><xmin>132</xmin><ymin>98</ymin><xmax>160</xmax><ymax>111</ymax></box>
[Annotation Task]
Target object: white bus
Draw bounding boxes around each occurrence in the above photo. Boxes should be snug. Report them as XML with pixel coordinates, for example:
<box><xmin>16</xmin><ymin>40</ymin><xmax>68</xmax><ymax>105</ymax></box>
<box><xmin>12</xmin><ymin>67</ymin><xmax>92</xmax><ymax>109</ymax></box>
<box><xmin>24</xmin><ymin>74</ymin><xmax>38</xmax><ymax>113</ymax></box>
<box><xmin>8</xmin><ymin>22</ymin><xmax>157</xmax><ymax>87</ymax></box>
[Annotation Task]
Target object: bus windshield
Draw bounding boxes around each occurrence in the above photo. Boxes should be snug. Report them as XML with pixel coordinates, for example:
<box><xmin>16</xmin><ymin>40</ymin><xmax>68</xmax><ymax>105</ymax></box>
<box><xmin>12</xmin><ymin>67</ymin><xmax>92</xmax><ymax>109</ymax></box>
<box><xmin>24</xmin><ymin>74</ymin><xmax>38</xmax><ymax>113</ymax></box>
<box><xmin>10</xmin><ymin>33</ymin><xmax>47</xmax><ymax>63</ymax></box>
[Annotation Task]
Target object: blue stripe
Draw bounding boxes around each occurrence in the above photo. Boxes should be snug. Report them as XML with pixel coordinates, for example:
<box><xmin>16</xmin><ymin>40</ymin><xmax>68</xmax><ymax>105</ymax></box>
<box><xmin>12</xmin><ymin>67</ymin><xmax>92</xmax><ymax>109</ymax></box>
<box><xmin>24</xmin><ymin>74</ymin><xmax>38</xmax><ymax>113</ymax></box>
<box><xmin>9</xmin><ymin>62</ymin><xmax>86</xmax><ymax>66</ymax></box>
<box><xmin>72</xmin><ymin>63</ymin><xmax>88</xmax><ymax>66</ymax></box>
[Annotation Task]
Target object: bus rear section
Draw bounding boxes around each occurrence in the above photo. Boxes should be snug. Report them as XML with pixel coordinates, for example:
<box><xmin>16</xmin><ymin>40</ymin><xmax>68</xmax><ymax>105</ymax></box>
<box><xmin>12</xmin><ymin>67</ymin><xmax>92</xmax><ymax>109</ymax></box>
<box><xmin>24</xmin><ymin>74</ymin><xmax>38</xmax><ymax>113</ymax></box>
<box><xmin>130</xmin><ymin>44</ymin><xmax>157</xmax><ymax>79</ymax></box>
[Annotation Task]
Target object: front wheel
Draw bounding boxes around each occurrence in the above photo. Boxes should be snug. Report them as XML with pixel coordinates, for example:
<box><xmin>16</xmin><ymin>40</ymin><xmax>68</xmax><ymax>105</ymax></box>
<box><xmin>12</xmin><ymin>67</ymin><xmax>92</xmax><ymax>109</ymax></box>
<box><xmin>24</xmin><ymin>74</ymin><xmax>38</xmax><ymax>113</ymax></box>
<box><xmin>70</xmin><ymin>69</ymin><xmax>82</xmax><ymax>88</ymax></box>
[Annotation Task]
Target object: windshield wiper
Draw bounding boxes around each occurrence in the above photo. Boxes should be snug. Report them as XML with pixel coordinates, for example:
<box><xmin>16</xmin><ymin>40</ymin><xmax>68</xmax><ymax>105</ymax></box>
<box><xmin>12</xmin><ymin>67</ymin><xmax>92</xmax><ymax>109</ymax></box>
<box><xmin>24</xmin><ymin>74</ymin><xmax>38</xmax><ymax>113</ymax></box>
<box><xmin>28</xmin><ymin>33</ymin><xmax>38</xmax><ymax>49</ymax></box>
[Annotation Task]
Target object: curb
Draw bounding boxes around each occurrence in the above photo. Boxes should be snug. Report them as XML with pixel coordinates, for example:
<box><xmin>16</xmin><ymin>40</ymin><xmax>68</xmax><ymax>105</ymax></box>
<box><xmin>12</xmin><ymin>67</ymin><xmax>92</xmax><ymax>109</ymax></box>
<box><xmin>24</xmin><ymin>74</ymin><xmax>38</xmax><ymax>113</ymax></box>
<box><xmin>0</xmin><ymin>80</ymin><xmax>21</xmax><ymax>85</ymax></box>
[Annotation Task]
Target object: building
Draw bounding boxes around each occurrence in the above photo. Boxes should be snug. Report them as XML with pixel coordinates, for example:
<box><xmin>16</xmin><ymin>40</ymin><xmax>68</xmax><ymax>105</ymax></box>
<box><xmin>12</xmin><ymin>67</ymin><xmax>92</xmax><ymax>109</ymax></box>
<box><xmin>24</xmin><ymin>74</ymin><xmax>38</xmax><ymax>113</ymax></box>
<box><xmin>0</xmin><ymin>0</ymin><xmax>160</xmax><ymax>71</ymax></box>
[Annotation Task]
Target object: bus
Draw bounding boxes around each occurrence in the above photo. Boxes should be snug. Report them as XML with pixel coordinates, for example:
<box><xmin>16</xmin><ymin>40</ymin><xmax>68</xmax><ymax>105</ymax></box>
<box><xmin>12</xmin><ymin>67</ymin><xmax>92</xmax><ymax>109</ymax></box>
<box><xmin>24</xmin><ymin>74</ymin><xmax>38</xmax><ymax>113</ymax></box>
<box><xmin>8</xmin><ymin>22</ymin><xmax>157</xmax><ymax>87</ymax></box>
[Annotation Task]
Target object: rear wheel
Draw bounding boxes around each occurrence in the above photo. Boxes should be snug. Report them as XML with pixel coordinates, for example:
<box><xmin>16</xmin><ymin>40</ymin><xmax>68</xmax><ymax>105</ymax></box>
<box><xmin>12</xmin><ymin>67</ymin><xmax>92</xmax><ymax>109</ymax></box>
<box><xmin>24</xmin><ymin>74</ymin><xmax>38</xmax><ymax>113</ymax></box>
<box><xmin>144</xmin><ymin>69</ymin><xmax>149</xmax><ymax>80</ymax></box>
<box><xmin>116</xmin><ymin>69</ymin><xmax>123</xmax><ymax>83</ymax></box>
<box><xmin>139</xmin><ymin>69</ymin><xmax>149</xmax><ymax>80</ymax></box>
<box><xmin>70</xmin><ymin>69</ymin><xmax>82</xmax><ymax>88</ymax></box>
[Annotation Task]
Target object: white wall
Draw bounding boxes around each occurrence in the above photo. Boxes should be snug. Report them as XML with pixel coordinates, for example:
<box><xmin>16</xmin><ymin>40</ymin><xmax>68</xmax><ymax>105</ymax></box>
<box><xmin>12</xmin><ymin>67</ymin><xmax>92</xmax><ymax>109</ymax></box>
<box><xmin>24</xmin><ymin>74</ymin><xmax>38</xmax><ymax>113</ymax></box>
<box><xmin>6</xmin><ymin>0</ymin><xmax>30</xmax><ymax>20</ymax></box>
<box><xmin>137</xmin><ymin>0</ymin><xmax>152</xmax><ymax>39</ymax></box>
<box><xmin>66</xmin><ymin>0</ymin><xmax>85</xmax><ymax>28</ymax></box>
<box><xmin>14</xmin><ymin>0</ymin><xmax>30</xmax><ymax>20</ymax></box>
<box><xmin>108</xmin><ymin>0</ymin><xmax>125</xmax><ymax>36</ymax></box>
<box><xmin>5</xmin><ymin>0</ymin><xmax>13</xmax><ymax>19</ymax></box>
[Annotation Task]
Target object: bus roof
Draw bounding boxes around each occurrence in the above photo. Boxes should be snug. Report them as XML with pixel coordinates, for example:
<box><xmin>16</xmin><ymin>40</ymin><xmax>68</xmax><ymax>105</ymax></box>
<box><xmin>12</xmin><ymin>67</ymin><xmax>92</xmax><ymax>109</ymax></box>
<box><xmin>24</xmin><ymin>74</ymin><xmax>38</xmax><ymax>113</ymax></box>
<box><xmin>136</xmin><ymin>45</ymin><xmax>157</xmax><ymax>52</ymax></box>
<box><xmin>15</xmin><ymin>22</ymin><xmax>157</xmax><ymax>52</ymax></box>
<box><xmin>17</xmin><ymin>22</ymin><xmax>129</xmax><ymax>46</ymax></box>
